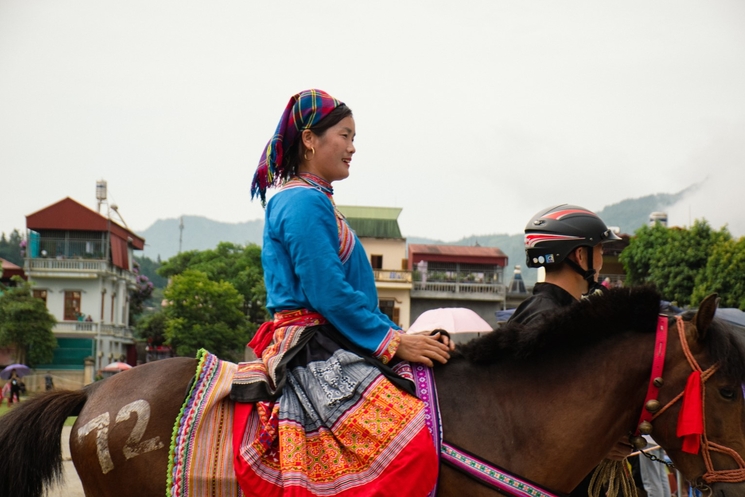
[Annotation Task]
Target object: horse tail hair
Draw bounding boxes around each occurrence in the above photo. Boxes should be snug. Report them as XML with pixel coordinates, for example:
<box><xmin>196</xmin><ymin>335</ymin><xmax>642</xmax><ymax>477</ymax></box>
<box><xmin>0</xmin><ymin>389</ymin><xmax>87</xmax><ymax>497</ymax></box>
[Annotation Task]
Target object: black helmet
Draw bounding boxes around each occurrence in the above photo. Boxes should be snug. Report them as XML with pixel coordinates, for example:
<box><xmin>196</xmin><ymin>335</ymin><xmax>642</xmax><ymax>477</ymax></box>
<box><xmin>524</xmin><ymin>204</ymin><xmax>621</xmax><ymax>269</ymax></box>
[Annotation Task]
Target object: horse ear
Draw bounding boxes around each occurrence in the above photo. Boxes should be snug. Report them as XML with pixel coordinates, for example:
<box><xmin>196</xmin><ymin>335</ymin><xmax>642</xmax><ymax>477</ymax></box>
<box><xmin>693</xmin><ymin>293</ymin><xmax>719</xmax><ymax>340</ymax></box>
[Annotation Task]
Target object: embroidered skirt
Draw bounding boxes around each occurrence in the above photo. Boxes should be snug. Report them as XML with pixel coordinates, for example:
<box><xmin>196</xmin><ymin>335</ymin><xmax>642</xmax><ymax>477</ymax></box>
<box><xmin>231</xmin><ymin>324</ymin><xmax>438</xmax><ymax>497</ymax></box>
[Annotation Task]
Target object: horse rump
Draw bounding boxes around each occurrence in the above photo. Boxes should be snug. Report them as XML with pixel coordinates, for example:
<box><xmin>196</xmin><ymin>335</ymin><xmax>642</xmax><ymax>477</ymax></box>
<box><xmin>0</xmin><ymin>388</ymin><xmax>87</xmax><ymax>497</ymax></box>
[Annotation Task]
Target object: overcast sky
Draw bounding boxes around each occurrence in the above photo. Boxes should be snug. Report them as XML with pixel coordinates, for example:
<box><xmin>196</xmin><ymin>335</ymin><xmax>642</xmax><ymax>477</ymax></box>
<box><xmin>1</xmin><ymin>1</ymin><xmax>744</xmax><ymax>244</ymax></box>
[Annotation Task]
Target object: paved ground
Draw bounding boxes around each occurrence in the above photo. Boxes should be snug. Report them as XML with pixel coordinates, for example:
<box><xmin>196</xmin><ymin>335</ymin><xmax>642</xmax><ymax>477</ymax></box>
<box><xmin>47</xmin><ymin>426</ymin><xmax>85</xmax><ymax>497</ymax></box>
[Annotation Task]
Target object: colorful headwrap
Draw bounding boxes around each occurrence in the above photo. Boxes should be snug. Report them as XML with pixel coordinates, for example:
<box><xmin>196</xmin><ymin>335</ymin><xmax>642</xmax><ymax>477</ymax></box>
<box><xmin>250</xmin><ymin>89</ymin><xmax>343</xmax><ymax>205</ymax></box>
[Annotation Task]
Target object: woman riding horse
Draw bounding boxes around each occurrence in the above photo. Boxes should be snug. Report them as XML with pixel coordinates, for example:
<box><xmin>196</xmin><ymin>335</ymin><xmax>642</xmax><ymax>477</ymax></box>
<box><xmin>2</xmin><ymin>288</ymin><xmax>745</xmax><ymax>496</ymax></box>
<box><xmin>230</xmin><ymin>89</ymin><xmax>453</xmax><ymax>496</ymax></box>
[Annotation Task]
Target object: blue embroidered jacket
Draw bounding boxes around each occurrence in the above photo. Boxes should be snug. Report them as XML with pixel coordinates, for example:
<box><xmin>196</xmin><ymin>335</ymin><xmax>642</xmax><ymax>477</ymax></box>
<box><xmin>262</xmin><ymin>183</ymin><xmax>400</xmax><ymax>360</ymax></box>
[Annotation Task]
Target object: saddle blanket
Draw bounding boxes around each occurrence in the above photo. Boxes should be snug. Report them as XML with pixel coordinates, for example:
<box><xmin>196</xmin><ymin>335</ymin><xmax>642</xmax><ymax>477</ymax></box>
<box><xmin>167</xmin><ymin>349</ymin><xmax>244</xmax><ymax>497</ymax></box>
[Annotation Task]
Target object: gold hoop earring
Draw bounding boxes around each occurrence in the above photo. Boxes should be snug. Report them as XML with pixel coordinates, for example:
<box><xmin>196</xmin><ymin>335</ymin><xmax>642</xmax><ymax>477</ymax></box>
<box><xmin>303</xmin><ymin>147</ymin><xmax>315</xmax><ymax>161</ymax></box>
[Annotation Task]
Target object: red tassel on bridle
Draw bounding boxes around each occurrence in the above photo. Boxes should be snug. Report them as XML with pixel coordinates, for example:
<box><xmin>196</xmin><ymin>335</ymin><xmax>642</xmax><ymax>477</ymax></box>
<box><xmin>677</xmin><ymin>370</ymin><xmax>703</xmax><ymax>454</ymax></box>
<box><xmin>649</xmin><ymin>316</ymin><xmax>745</xmax><ymax>483</ymax></box>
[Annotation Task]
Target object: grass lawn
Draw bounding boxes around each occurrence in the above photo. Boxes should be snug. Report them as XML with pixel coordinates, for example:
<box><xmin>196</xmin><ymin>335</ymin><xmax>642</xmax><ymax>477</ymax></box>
<box><xmin>0</xmin><ymin>397</ymin><xmax>77</xmax><ymax>426</ymax></box>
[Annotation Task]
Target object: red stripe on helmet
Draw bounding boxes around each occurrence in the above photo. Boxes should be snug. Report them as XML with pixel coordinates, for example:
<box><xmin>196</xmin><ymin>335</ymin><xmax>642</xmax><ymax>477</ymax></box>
<box><xmin>525</xmin><ymin>233</ymin><xmax>585</xmax><ymax>248</ymax></box>
<box><xmin>543</xmin><ymin>209</ymin><xmax>597</xmax><ymax>221</ymax></box>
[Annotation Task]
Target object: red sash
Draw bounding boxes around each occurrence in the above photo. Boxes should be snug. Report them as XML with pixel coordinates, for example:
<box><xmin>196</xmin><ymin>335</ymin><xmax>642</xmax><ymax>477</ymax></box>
<box><xmin>249</xmin><ymin>310</ymin><xmax>327</xmax><ymax>356</ymax></box>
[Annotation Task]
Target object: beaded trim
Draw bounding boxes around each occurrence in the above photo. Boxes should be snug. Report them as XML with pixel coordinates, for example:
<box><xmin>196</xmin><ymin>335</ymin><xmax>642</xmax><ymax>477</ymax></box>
<box><xmin>441</xmin><ymin>443</ymin><xmax>561</xmax><ymax>497</ymax></box>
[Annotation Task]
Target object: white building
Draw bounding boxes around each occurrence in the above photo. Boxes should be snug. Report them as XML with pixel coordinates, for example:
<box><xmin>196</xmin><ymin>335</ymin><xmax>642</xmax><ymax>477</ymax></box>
<box><xmin>24</xmin><ymin>197</ymin><xmax>144</xmax><ymax>385</ymax></box>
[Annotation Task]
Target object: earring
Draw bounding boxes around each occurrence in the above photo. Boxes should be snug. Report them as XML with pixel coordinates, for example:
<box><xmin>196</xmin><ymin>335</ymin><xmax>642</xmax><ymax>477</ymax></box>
<box><xmin>303</xmin><ymin>147</ymin><xmax>315</xmax><ymax>161</ymax></box>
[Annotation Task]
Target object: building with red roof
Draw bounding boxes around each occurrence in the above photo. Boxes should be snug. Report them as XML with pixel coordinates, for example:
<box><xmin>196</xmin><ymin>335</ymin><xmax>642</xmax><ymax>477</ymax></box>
<box><xmin>0</xmin><ymin>257</ymin><xmax>25</xmax><ymax>285</ymax></box>
<box><xmin>24</xmin><ymin>197</ymin><xmax>144</xmax><ymax>384</ymax></box>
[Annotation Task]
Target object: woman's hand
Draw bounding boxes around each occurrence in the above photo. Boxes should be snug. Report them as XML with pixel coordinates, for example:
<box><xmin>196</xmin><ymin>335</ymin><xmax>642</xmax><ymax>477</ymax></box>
<box><xmin>435</xmin><ymin>331</ymin><xmax>456</xmax><ymax>352</ymax></box>
<box><xmin>394</xmin><ymin>332</ymin><xmax>452</xmax><ymax>367</ymax></box>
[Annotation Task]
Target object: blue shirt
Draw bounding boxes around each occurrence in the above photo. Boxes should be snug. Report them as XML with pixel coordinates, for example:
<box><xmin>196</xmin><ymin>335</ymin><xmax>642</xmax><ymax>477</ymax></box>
<box><xmin>262</xmin><ymin>184</ymin><xmax>399</xmax><ymax>356</ymax></box>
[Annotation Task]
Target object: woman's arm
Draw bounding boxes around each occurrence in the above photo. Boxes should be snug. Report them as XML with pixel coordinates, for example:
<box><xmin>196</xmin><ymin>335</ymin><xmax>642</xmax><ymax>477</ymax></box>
<box><xmin>275</xmin><ymin>191</ymin><xmax>401</xmax><ymax>361</ymax></box>
<box><xmin>273</xmin><ymin>189</ymin><xmax>450</xmax><ymax>365</ymax></box>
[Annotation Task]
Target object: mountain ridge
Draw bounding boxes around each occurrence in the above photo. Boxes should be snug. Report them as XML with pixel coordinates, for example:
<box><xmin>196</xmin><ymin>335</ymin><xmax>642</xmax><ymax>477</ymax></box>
<box><xmin>137</xmin><ymin>188</ymin><xmax>694</xmax><ymax>286</ymax></box>
<box><xmin>138</xmin><ymin>215</ymin><xmax>263</xmax><ymax>261</ymax></box>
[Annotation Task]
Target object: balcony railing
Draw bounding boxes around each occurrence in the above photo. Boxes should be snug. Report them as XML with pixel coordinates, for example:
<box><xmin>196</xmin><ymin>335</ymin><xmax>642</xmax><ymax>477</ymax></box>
<box><xmin>373</xmin><ymin>269</ymin><xmax>412</xmax><ymax>283</ymax></box>
<box><xmin>53</xmin><ymin>321</ymin><xmax>134</xmax><ymax>340</ymax></box>
<box><xmin>412</xmin><ymin>281</ymin><xmax>506</xmax><ymax>300</ymax></box>
<box><xmin>26</xmin><ymin>258</ymin><xmax>136</xmax><ymax>284</ymax></box>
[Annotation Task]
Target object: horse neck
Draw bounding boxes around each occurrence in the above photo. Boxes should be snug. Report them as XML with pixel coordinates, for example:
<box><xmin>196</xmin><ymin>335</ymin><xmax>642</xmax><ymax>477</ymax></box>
<box><xmin>435</xmin><ymin>329</ymin><xmax>657</xmax><ymax>493</ymax></box>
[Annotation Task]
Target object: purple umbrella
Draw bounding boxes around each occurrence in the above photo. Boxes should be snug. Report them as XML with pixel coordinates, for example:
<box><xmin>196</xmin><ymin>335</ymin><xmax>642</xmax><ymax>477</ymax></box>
<box><xmin>1</xmin><ymin>364</ymin><xmax>32</xmax><ymax>380</ymax></box>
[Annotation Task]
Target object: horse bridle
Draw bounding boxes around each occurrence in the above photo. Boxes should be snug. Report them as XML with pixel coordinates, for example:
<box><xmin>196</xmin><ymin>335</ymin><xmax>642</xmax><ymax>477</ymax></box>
<box><xmin>633</xmin><ymin>315</ymin><xmax>745</xmax><ymax>488</ymax></box>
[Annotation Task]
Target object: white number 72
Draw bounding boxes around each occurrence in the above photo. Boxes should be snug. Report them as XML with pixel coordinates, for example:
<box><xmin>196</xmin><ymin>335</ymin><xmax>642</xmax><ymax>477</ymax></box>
<box><xmin>76</xmin><ymin>399</ymin><xmax>165</xmax><ymax>474</ymax></box>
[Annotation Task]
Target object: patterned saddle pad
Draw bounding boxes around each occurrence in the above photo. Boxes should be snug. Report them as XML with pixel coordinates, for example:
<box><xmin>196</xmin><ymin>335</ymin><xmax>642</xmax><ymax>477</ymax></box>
<box><xmin>167</xmin><ymin>349</ymin><xmax>243</xmax><ymax>497</ymax></box>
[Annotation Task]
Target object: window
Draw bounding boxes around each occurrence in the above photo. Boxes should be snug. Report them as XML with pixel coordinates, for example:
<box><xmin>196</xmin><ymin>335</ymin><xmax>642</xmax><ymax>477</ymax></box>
<box><xmin>378</xmin><ymin>298</ymin><xmax>395</xmax><ymax>320</ymax></box>
<box><xmin>371</xmin><ymin>255</ymin><xmax>383</xmax><ymax>269</ymax></box>
<box><xmin>33</xmin><ymin>289</ymin><xmax>48</xmax><ymax>304</ymax></box>
<box><xmin>64</xmin><ymin>291</ymin><xmax>81</xmax><ymax>321</ymax></box>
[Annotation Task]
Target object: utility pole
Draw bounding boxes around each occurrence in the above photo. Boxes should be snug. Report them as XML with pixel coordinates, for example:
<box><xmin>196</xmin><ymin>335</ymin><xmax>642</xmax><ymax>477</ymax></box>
<box><xmin>178</xmin><ymin>217</ymin><xmax>184</xmax><ymax>254</ymax></box>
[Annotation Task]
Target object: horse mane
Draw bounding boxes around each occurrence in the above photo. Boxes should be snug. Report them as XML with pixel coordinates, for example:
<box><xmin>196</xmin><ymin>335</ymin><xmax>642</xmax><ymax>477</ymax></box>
<box><xmin>458</xmin><ymin>286</ymin><xmax>661</xmax><ymax>363</ymax></box>
<box><xmin>458</xmin><ymin>286</ymin><xmax>745</xmax><ymax>383</ymax></box>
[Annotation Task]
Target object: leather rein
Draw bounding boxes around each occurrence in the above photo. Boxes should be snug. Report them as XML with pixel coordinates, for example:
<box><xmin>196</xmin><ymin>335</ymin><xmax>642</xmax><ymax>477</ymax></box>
<box><xmin>637</xmin><ymin>315</ymin><xmax>745</xmax><ymax>485</ymax></box>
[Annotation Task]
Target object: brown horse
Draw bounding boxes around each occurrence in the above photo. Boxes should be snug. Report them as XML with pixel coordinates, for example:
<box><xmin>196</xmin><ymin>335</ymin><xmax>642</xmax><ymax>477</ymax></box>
<box><xmin>1</xmin><ymin>287</ymin><xmax>745</xmax><ymax>497</ymax></box>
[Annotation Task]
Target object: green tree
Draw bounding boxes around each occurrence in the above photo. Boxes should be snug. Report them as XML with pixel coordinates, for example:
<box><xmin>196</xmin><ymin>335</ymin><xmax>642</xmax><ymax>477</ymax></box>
<box><xmin>619</xmin><ymin>223</ymin><xmax>669</xmax><ymax>286</ymax></box>
<box><xmin>135</xmin><ymin>311</ymin><xmax>168</xmax><ymax>346</ymax></box>
<box><xmin>163</xmin><ymin>270</ymin><xmax>252</xmax><ymax>361</ymax></box>
<box><xmin>0</xmin><ymin>277</ymin><xmax>57</xmax><ymax>366</ymax></box>
<box><xmin>134</xmin><ymin>255</ymin><xmax>168</xmax><ymax>288</ymax></box>
<box><xmin>692</xmin><ymin>237</ymin><xmax>745</xmax><ymax>310</ymax></box>
<box><xmin>620</xmin><ymin>220</ymin><xmax>731</xmax><ymax>306</ymax></box>
<box><xmin>158</xmin><ymin>242</ymin><xmax>267</xmax><ymax>324</ymax></box>
<box><xmin>0</xmin><ymin>229</ymin><xmax>24</xmax><ymax>266</ymax></box>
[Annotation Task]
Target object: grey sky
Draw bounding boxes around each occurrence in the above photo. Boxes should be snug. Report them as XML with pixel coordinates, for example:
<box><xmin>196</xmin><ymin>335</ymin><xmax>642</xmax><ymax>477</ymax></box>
<box><xmin>1</xmin><ymin>1</ymin><xmax>744</xmax><ymax>243</ymax></box>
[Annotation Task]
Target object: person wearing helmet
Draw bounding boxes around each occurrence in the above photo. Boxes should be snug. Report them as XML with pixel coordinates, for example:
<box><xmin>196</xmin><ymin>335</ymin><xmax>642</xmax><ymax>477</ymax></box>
<box><xmin>509</xmin><ymin>204</ymin><xmax>621</xmax><ymax>326</ymax></box>
<box><xmin>509</xmin><ymin>204</ymin><xmax>630</xmax><ymax>496</ymax></box>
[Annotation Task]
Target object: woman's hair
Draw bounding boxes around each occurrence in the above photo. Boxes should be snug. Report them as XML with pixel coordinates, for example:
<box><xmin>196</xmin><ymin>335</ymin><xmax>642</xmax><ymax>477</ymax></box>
<box><xmin>283</xmin><ymin>104</ymin><xmax>353</xmax><ymax>178</ymax></box>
